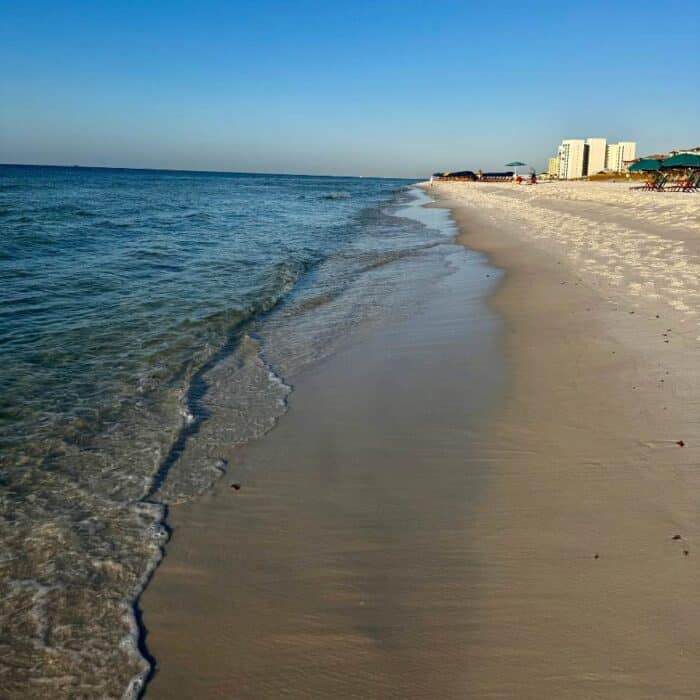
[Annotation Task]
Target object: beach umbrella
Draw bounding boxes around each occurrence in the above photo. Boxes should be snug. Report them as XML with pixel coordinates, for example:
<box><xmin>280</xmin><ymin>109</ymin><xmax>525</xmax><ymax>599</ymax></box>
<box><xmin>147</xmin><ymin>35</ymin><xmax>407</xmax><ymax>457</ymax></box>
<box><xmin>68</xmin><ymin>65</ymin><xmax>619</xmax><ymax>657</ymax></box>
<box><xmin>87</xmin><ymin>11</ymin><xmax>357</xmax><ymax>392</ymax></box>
<box><xmin>506</xmin><ymin>161</ymin><xmax>527</xmax><ymax>178</ymax></box>
<box><xmin>629</xmin><ymin>158</ymin><xmax>663</xmax><ymax>172</ymax></box>
<box><xmin>660</xmin><ymin>153</ymin><xmax>700</xmax><ymax>169</ymax></box>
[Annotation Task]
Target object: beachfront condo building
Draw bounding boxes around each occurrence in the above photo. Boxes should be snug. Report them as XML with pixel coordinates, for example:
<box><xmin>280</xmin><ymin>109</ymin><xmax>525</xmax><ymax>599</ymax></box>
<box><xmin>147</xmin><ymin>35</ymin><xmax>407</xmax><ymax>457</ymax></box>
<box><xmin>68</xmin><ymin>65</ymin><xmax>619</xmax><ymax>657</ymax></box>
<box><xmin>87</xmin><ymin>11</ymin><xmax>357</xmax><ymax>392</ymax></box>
<box><xmin>606</xmin><ymin>141</ymin><xmax>637</xmax><ymax>173</ymax></box>
<box><xmin>558</xmin><ymin>140</ymin><xmax>587</xmax><ymax>179</ymax></box>
<box><xmin>554</xmin><ymin>138</ymin><xmax>637</xmax><ymax>178</ymax></box>
<box><xmin>586</xmin><ymin>138</ymin><xmax>607</xmax><ymax>175</ymax></box>
<box><xmin>548</xmin><ymin>157</ymin><xmax>560</xmax><ymax>177</ymax></box>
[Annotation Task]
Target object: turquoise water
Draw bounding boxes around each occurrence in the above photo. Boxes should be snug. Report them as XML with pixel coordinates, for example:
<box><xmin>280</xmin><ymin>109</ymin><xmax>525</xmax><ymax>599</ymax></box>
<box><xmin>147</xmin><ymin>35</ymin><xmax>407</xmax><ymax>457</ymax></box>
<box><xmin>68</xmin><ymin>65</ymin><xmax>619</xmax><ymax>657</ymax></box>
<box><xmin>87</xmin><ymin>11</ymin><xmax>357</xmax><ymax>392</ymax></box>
<box><xmin>0</xmin><ymin>166</ymin><xmax>461</xmax><ymax>697</ymax></box>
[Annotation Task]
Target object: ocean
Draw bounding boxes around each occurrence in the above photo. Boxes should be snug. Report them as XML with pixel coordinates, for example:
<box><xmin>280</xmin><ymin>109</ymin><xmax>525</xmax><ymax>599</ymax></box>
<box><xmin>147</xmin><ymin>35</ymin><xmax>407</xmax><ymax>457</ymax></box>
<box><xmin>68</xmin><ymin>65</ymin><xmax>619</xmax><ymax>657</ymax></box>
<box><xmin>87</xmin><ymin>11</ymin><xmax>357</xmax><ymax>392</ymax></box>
<box><xmin>0</xmin><ymin>165</ymin><xmax>463</xmax><ymax>698</ymax></box>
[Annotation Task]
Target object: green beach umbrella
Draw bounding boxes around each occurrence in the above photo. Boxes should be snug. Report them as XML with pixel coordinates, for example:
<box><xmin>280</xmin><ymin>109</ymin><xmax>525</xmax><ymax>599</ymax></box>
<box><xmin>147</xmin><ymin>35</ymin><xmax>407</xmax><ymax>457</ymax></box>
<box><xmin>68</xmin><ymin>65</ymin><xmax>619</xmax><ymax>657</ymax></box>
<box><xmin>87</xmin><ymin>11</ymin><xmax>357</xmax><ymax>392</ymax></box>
<box><xmin>629</xmin><ymin>158</ymin><xmax>663</xmax><ymax>172</ymax></box>
<box><xmin>506</xmin><ymin>161</ymin><xmax>527</xmax><ymax>178</ymax></box>
<box><xmin>660</xmin><ymin>153</ymin><xmax>700</xmax><ymax>169</ymax></box>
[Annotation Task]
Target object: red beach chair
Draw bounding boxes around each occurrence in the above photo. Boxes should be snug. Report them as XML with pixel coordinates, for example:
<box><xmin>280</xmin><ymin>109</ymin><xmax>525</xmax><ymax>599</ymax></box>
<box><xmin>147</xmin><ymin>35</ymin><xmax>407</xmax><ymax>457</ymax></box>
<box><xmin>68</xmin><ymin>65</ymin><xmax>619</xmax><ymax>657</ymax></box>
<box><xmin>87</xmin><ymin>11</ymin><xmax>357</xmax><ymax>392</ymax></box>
<box><xmin>665</xmin><ymin>173</ymin><xmax>698</xmax><ymax>192</ymax></box>
<box><xmin>630</xmin><ymin>173</ymin><xmax>662</xmax><ymax>190</ymax></box>
<box><xmin>679</xmin><ymin>172</ymin><xmax>700</xmax><ymax>192</ymax></box>
<box><xmin>649</xmin><ymin>174</ymin><xmax>669</xmax><ymax>191</ymax></box>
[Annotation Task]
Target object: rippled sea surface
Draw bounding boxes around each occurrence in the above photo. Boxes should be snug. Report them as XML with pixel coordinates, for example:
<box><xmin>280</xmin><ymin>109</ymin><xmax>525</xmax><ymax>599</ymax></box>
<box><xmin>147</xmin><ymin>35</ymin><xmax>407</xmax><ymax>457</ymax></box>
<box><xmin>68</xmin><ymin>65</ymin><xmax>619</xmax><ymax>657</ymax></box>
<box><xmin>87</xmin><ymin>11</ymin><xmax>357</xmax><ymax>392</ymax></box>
<box><xmin>0</xmin><ymin>165</ymin><xmax>458</xmax><ymax>698</ymax></box>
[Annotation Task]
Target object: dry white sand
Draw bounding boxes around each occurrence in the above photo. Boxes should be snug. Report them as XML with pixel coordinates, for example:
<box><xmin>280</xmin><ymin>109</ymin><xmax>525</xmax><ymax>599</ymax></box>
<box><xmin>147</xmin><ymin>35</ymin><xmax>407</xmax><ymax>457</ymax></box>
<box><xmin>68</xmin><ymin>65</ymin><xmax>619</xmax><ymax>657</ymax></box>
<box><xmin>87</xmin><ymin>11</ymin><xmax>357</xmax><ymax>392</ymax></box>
<box><xmin>437</xmin><ymin>180</ymin><xmax>700</xmax><ymax>324</ymax></box>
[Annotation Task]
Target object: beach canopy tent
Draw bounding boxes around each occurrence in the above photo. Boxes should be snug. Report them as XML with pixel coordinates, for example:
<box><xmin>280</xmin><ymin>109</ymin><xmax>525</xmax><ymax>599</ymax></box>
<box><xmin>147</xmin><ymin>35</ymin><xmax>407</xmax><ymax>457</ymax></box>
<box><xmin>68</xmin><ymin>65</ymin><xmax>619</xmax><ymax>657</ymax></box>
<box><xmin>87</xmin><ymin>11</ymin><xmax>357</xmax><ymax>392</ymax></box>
<box><xmin>447</xmin><ymin>170</ymin><xmax>476</xmax><ymax>180</ymax></box>
<box><xmin>629</xmin><ymin>158</ymin><xmax>663</xmax><ymax>172</ymax></box>
<box><xmin>434</xmin><ymin>170</ymin><xmax>477</xmax><ymax>181</ymax></box>
<box><xmin>481</xmin><ymin>171</ymin><xmax>514</xmax><ymax>180</ymax></box>
<box><xmin>660</xmin><ymin>153</ymin><xmax>700</xmax><ymax>169</ymax></box>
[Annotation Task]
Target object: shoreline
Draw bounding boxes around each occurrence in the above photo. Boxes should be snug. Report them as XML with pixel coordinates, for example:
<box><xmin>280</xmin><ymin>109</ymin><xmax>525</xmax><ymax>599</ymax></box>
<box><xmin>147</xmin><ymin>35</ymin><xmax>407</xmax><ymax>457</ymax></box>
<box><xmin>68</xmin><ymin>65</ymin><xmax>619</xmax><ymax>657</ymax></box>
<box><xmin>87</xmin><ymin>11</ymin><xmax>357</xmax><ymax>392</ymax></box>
<box><xmin>140</xmin><ymin>180</ymin><xmax>700</xmax><ymax>698</ymax></box>
<box><xmin>140</xmin><ymin>191</ymin><xmax>507</xmax><ymax>698</ymax></box>
<box><xmin>3</xmin><ymin>170</ymin><xmax>427</xmax><ymax>699</ymax></box>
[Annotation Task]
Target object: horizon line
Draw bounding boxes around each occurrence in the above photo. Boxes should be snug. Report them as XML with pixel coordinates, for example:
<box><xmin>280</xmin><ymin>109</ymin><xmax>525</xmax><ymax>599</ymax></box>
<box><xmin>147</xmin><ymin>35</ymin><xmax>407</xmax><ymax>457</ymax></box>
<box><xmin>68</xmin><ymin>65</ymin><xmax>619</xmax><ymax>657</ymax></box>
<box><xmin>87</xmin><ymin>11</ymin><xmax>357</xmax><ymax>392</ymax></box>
<box><xmin>0</xmin><ymin>162</ymin><xmax>422</xmax><ymax>181</ymax></box>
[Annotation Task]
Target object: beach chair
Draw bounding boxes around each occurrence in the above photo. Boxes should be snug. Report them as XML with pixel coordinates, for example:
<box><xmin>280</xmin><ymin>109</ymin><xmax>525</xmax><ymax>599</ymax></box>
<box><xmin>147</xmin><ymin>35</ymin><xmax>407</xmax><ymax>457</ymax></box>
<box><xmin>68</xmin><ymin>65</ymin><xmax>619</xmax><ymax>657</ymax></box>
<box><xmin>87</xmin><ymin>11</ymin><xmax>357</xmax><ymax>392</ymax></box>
<box><xmin>664</xmin><ymin>175</ymin><xmax>687</xmax><ymax>191</ymax></box>
<box><xmin>630</xmin><ymin>173</ymin><xmax>662</xmax><ymax>190</ymax></box>
<box><xmin>649</xmin><ymin>174</ymin><xmax>669</xmax><ymax>191</ymax></box>
<box><xmin>680</xmin><ymin>172</ymin><xmax>700</xmax><ymax>192</ymax></box>
<box><xmin>665</xmin><ymin>172</ymin><xmax>698</xmax><ymax>192</ymax></box>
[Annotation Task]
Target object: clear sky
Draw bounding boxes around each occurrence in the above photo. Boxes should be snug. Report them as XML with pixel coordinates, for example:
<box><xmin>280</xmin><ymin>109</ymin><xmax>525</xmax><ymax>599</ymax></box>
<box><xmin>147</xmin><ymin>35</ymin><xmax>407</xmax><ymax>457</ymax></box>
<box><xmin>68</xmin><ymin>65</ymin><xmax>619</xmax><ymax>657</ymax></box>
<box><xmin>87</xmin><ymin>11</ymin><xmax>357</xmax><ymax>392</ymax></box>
<box><xmin>1</xmin><ymin>1</ymin><xmax>698</xmax><ymax>177</ymax></box>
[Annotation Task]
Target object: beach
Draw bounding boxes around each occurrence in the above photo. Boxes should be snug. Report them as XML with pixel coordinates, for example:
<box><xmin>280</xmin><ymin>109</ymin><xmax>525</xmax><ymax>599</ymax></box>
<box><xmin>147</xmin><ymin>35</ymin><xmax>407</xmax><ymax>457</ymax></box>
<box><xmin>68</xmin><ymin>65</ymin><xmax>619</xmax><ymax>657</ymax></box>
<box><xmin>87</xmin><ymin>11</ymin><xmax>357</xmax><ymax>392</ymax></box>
<box><xmin>5</xmin><ymin>2</ymin><xmax>697</xmax><ymax>696</ymax></box>
<box><xmin>425</xmin><ymin>180</ymin><xmax>700</xmax><ymax>697</ymax></box>
<box><xmin>141</xmin><ymin>180</ymin><xmax>700</xmax><ymax>698</ymax></box>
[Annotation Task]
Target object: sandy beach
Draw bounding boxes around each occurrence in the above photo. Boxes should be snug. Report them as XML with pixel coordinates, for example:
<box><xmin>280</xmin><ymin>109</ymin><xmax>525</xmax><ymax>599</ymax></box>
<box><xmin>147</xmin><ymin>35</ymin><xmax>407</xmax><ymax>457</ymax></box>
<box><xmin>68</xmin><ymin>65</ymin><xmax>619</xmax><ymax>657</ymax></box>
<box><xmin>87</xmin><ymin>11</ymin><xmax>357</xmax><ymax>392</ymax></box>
<box><xmin>142</xmin><ymin>181</ymin><xmax>700</xmax><ymax>698</ymax></box>
<box><xmin>428</xmin><ymin>180</ymin><xmax>700</xmax><ymax>698</ymax></box>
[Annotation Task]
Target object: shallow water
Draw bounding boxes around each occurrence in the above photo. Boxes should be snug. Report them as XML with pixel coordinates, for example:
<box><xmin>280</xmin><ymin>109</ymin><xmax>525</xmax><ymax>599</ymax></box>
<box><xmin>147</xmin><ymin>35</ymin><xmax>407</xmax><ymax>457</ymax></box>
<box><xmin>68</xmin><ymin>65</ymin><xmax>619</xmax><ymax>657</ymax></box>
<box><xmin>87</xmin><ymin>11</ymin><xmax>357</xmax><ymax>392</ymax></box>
<box><xmin>0</xmin><ymin>166</ymin><xmax>465</xmax><ymax>697</ymax></box>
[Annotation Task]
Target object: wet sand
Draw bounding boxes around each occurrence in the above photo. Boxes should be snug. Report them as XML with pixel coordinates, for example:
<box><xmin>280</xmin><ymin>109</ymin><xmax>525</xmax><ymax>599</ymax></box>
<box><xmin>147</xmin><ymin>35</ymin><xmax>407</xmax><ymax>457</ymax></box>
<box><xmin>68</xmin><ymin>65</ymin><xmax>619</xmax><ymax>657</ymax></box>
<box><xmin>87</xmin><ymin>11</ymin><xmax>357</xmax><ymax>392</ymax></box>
<box><xmin>141</xmin><ymin>240</ymin><xmax>507</xmax><ymax>698</ymax></box>
<box><xmin>143</xmin><ymin>183</ymin><xmax>700</xmax><ymax>698</ymax></box>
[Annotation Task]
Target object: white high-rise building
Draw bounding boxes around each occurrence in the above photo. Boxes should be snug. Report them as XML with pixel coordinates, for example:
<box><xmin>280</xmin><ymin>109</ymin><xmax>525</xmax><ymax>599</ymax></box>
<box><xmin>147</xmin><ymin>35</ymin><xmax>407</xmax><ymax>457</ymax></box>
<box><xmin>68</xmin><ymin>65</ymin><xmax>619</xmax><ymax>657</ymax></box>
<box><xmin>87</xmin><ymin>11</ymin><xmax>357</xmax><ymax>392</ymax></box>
<box><xmin>606</xmin><ymin>141</ymin><xmax>637</xmax><ymax>173</ymax></box>
<box><xmin>586</xmin><ymin>138</ymin><xmax>607</xmax><ymax>175</ymax></box>
<box><xmin>553</xmin><ymin>138</ymin><xmax>637</xmax><ymax>177</ymax></box>
<box><xmin>558</xmin><ymin>139</ymin><xmax>587</xmax><ymax>179</ymax></box>
<box><xmin>606</xmin><ymin>143</ymin><xmax>621</xmax><ymax>173</ymax></box>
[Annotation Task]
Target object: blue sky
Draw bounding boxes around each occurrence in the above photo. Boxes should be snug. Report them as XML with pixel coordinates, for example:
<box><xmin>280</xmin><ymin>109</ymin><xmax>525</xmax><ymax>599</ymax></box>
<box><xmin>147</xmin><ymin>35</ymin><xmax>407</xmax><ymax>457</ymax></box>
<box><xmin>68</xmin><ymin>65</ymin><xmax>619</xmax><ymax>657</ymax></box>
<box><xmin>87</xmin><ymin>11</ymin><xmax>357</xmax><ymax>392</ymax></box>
<box><xmin>1</xmin><ymin>1</ymin><xmax>698</xmax><ymax>177</ymax></box>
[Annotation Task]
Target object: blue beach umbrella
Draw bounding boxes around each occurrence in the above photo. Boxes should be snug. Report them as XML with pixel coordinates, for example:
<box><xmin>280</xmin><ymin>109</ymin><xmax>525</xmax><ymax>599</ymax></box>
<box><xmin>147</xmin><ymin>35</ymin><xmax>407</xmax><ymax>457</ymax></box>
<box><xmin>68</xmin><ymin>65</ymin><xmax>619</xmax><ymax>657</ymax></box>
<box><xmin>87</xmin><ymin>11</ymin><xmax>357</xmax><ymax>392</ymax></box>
<box><xmin>506</xmin><ymin>161</ymin><xmax>527</xmax><ymax>178</ymax></box>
